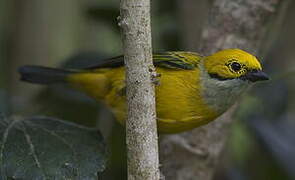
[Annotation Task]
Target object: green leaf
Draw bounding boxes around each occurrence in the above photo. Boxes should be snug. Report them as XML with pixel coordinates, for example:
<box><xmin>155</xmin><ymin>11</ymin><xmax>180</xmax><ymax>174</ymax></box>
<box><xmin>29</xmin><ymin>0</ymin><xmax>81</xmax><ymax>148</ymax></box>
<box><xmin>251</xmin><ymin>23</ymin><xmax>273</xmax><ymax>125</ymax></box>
<box><xmin>0</xmin><ymin>116</ymin><xmax>108</xmax><ymax>179</ymax></box>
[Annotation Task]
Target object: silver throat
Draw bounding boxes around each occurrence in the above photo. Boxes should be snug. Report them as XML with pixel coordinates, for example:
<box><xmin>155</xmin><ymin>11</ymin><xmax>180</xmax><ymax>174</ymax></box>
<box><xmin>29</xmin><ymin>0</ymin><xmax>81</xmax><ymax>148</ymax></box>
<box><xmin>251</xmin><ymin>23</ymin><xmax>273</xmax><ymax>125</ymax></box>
<box><xmin>199</xmin><ymin>62</ymin><xmax>251</xmax><ymax>114</ymax></box>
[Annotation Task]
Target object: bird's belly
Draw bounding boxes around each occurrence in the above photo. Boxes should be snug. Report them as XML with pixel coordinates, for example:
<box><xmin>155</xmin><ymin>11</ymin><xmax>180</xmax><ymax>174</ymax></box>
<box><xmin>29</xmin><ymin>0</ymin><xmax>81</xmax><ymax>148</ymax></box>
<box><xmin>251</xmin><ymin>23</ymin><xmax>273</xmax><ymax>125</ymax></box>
<box><xmin>110</xmin><ymin>108</ymin><xmax>217</xmax><ymax>134</ymax></box>
<box><xmin>156</xmin><ymin>115</ymin><xmax>217</xmax><ymax>133</ymax></box>
<box><xmin>106</xmin><ymin>95</ymin><xmax>218</xmax><ymax>134</ymax></box>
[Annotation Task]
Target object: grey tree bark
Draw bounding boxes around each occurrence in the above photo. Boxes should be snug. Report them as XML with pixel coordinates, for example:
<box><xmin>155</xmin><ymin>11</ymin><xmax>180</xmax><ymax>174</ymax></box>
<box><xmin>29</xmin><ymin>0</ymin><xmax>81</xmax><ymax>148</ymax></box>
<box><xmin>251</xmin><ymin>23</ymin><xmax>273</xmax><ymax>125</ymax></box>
<box><xmin>160</xmin><ymin>0</ymin><xmax>290</xmax><ymax>180</ymax></box>
<box><xmin>119</xmin><ymin>0</ymin><xmax>160</xmax><ymax>180</ymax></box>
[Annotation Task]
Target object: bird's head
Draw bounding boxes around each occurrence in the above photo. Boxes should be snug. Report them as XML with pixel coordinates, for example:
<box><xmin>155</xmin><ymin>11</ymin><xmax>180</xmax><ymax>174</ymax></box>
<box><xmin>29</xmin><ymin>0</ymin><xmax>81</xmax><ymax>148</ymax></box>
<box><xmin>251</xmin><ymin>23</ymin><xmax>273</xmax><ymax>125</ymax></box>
<box><xmin>204</xmin><ymin>49</ymin><xmax>269</xmax><ymax>82</ymax></box>
<box><xmin>200</xmin><ymin>49</ymin><xmax>269</xmax><ymax>114</ymax></box>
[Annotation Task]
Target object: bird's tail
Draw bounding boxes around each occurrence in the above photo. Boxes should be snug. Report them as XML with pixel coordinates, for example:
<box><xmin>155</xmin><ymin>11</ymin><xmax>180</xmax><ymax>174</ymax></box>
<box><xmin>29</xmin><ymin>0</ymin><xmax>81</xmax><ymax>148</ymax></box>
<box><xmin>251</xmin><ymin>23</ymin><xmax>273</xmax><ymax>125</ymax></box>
<box><xmin>18</xmin><ymin>65</ymin><xmax>76</xmax><ymax>85</ymax></box>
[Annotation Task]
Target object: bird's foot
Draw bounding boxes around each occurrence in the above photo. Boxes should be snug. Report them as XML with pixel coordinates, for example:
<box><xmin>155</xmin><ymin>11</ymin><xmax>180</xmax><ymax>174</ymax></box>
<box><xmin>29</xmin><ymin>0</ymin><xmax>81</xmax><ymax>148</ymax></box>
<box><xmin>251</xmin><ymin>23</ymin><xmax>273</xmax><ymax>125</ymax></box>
<box><xmin>151</xmin><ymin>73</ymin><xmax>161</xmax><ymax>86</ymax></box>
<box><xmin>148</xmin><ymin>65</ymin><xmax>161</xmax><ymax>86</ymax></box>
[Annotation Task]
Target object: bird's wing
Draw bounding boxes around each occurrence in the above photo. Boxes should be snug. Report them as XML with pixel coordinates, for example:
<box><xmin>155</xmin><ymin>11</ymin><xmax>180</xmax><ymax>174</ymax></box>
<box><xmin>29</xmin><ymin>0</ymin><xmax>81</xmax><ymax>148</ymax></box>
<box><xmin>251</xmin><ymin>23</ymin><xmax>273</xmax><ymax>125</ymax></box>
<box><xmin>153</xmin><ymin>52</ymin><xmax>203</xmax><ymax>70</ymax></box>
<box><xmin>83</xmin><ymin>51</ymin><xmax>203</xmax><ymax>70</ymax></box>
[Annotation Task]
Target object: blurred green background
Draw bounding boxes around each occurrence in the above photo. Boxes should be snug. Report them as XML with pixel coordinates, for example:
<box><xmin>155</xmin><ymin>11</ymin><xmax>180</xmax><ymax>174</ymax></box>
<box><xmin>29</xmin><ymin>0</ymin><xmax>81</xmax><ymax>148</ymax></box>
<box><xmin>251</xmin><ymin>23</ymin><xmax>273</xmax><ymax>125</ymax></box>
<box><xmin>1</xmin><ymin>0</ymin><xmax>295</xmax><ymax>179</ymax></box>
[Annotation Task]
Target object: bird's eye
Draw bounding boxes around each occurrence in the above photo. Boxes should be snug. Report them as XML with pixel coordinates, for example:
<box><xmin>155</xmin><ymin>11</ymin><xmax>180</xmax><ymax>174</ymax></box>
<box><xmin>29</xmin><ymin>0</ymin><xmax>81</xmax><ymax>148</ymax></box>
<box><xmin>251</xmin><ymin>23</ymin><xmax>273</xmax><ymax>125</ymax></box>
<box><xmin>231</xmin><ymin>62</ymin><xmax>241</xmax><ymax>72</ymax></box>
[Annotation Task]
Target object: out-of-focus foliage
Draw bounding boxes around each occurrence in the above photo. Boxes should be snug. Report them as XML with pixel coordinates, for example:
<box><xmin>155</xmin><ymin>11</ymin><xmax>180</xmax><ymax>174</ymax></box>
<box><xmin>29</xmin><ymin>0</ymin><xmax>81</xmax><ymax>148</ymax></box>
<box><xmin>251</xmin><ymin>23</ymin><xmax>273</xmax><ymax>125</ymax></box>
<box><xmin>0</xmin><ymin>116</ymin><xmax>108</xmax><ymax>179</ymax></box>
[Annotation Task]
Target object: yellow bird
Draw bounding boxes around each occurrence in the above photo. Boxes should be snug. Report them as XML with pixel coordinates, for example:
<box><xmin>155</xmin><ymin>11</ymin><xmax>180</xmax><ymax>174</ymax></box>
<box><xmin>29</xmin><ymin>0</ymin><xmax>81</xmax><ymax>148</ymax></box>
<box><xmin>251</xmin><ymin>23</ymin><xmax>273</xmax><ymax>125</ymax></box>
<box><xmin>19</xmin><ymin>49</ymin><xmax>269</xmax><ymax>133</ymax></box>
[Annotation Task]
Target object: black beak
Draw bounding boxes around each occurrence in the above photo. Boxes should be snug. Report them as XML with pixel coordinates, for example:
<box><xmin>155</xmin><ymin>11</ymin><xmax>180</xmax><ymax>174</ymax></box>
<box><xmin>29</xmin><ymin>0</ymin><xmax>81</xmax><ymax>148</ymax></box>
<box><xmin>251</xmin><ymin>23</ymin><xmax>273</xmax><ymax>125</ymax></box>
<box><xmin>243</xmin><ymin>70</ymin><xmax>270</xmax><ymax>82</ymax></box>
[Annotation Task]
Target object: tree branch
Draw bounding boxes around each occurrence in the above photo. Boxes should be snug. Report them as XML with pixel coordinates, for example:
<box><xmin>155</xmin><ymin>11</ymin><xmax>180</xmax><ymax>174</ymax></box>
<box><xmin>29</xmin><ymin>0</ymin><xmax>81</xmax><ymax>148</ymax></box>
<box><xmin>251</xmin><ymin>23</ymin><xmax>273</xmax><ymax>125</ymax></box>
<box><xmin>119</xmin><ymin>0</ymin><xmax>160</xmax><ymax>179</ymax></box>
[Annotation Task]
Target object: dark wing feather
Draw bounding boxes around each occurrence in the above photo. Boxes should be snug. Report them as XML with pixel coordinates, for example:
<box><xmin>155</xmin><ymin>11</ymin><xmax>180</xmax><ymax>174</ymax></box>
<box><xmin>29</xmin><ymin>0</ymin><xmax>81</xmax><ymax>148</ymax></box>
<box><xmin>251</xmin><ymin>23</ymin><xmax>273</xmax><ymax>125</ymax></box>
<box><xmin>83</xmin><ymin>52</ymin><xmax>203</xmax><ymax>70</ymax></box>
<box><xmin>83</xmin><ymin>55</ymin><xmax>124</xmax><ymax>69</ymax></box>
